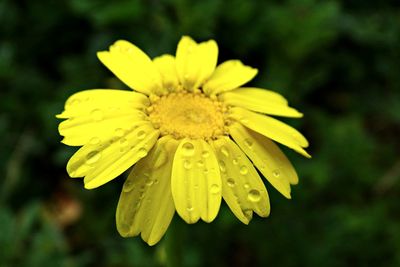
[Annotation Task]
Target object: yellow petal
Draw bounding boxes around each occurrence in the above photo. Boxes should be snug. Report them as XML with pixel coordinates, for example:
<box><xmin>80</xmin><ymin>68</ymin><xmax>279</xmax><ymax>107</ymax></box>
<box><xmin>153</xmin><ymin>54</ymin><xmax>180</xmax><ymax>92</ymax></box>
<box><xmin>58</xmin><ymin>89</ymin><xmax>149</xmax><ymax>146</ymax></box>
<box><xmin>66</xmin><ymin>123</ymin><xmax>160</xmax><ymax>189</ymax></box>
<box><xmin>220</xmin><ymin>88</ymin><xmax>303</xmax><ymax>118</ymax></box>
<box><xmin>229</xmin><ymin>107</ymin><xmax>310</xmax><ymax>157</ymax></box>
<box><xmin>211</xmin><ymin>137</ymin><xmax>270</xmax><ymax>223</ymax></box>
<box><xmin>97</xmin><ymin>40</ymin><xmax>166</xmax><ymax>95</ymax></box>
<box><xmin>175</xmin><ymin>36</ymin><xmax>218</xmax><ymax>91</ymax></box>
<box><xmin>171</xmin><ymin>138</ymin><xmax>222</xmax><ymax>223</ymax></box>
<box><xmin>116</xmin><ymin>136</ymin><xmax>178</xmax><ymax>246</ymax></box>
<box><xmin>203</xmin><ymin>60</ymin><xmax>258</xmax><ymax>95</ymax></box>
<box><xmin>229</xmin><ymin>123</ymin><xmax>301</xmax><ymax>198</ymax></box>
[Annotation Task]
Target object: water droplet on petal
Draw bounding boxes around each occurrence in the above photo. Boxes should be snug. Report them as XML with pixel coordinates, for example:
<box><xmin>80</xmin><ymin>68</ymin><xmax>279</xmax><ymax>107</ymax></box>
<box><xmin>183</xmin><ymin>160</ymin><xmax>192</xmax><ymax>169</ymax></box>
<box><xmin>227</xmin><ymin>178</ymin><xmax>235</xmax><ymax>187</ymax></box>
<box><xmin>240</xmin><ymin>117</ymin><xmax>249</xmax><ymax>124</ymax></box>
<box><xmin>244</xmin><ymin>138</ymin><xmax>253</xmax><ymax>148</ymax></box>
<box><xmin>89</xmin><ymin>137</ymin><xmax>100</xmax><ymax>145</ymax></box>
<box><xmin>68</xmin><ymin>98</ymin><xmax>81</xmax><ymax>107</ymax></box>
<box><xmin>219</xmin><ymin>160</ymin><xmax>226</xmax><ymax>172</ymax></box>
<box><xmin>123</xmin><ymin>180</ymin><xmax>134</xmax><ymax>192</ymax></box>
<box><xmin>137</xmin><ymin>130</ymin><xmax>146</xmax><ymax>140</ymax></box>
<box><xmin>86</xmin><ymin>151</ymin><xmax>101</xmax><ymax>164</ymax></box>
<box><xmin>187</xmin><ymin>206</ymin><xmax>194</xmax><ymax>212</ymax></box>
<box><xmin>210</xmin><ymin>184</ymin><xmax>220</xmax><ymax>194</ymax></box>
<box><xmin>181</xmin><ymin>142</ymin><xmax>195</xmax><ymax>156</ymax></box>
<box><xmin>91</xmin><ymin>109</ymin><xmax>104</xmax><ymax>121</ymax></box>
<box><xmin>248</xmin><ymin>189</ymin><xmax>261</xmax><ymax>202</ymax></box>
<box><xmin>273</xmin><ymin>169</ymin><xmax>281</xmax><ymax>177</ymax></box>
<box><xmin>115</xmin><ymin>128</ymin><xmax>125</xmax><ymax>137</ymax></box>
<box><xmin>146</xmin><ymin>179</ymin><xmax>154</xmax><ymax>186</ymax></box>
<box><xmin>232</xmin><ymin>158</ymin><xmax>239</xmax><ymax>165</ymax></box>
<box><xmin>202</xmin><ymin>150</ymin><xmax>210</xmax><ymax>158</ymax></box>
<box><xmin>138</xmin><ymin>148</ymin><xmax>148</xmax><ymax>158</ymax></box>
<box><xmin>240</xmin><ymin>166</ymin><xmax>248</xmax><ymax>175</ymax></box>
<box><xmin>243</xmin><ymin>209</ymin><xmax>253</xmax><ymax>219</ymax></box>
<box><xmin>244</xmin><ymin>183</ymin><xmax>250</xmax><ymax>189</ymax></box>
<box><xmin>153</xmin><ymin>179</ymin><xmax>159</xmax><ymax>184</ymax></box>
<box><xmin>153</xmin><ymin>152</ymin><xmax>168</xmax><ymax>169</ymax></box>
<box><xmin>120</xmin><ymin>138</ymin><xmax>127</xmax><ymax>145</ymax></box>
<box><xmin>220</xmin><ymin>146</ymin><xmax>229</xmax><ymax>157</ymax></box>
<box><xmin>197</xmin><ymin>160</ymin><xmax>204</xmax><ymax>167</ymax></box>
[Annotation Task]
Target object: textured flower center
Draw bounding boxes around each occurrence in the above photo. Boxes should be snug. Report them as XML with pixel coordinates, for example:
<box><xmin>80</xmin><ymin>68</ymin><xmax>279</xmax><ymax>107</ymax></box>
<box><xmin>148</xmin><ymin>91</ymin><xmax>227</xmax><ymax>139</ymax></box>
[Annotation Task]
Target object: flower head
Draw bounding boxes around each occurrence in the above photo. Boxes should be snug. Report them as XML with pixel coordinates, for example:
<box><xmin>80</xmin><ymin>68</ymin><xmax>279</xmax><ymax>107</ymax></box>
<box><xmin>57</xmin><ymin>36</ymin><xmax>310</xmax><ymax>245</ymax></box>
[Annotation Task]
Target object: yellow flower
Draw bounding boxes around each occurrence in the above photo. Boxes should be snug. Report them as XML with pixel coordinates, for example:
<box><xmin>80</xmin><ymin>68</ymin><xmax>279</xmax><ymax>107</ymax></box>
<box><xmin>57</xmin><ymin>36</ymin><xmax>310</xmax><ymax>245</ymax></box>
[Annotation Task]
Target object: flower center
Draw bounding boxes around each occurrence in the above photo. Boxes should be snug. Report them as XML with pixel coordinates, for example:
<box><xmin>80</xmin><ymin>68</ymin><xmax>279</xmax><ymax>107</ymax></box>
<box><xmin>148</xmin><ymin>91</ymin><xmax>227</xmax><ymax>139</ymax></box>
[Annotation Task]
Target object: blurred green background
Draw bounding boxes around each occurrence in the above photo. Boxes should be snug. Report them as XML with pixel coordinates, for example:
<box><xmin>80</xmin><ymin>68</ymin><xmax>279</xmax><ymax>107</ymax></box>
<box><xmin>1</xmin><ymin>0</ymin><xmax>400</xmax><ymax>266</ymax></box>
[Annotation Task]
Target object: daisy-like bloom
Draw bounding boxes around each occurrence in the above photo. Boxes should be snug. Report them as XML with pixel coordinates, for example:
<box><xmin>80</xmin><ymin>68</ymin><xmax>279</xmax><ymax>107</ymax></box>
<box><xmin>57</xmin><ymin>36</ymin><xmax>310</xmax><ymax>245</ymax></box>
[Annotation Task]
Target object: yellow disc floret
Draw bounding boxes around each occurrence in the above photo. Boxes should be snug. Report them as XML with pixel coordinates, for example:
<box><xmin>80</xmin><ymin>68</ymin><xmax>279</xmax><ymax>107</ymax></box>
<box><xmin>148</xmin><ymin>91</ymin><xmax>227</xmax><ymax>140</ymax></box>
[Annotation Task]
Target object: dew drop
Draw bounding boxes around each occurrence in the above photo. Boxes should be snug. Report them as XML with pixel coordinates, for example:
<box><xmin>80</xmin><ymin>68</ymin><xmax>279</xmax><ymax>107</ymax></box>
<box><xmin>196</xmin><ymin>160</ymin><xmax>204</xmax><ymax>167</ymax></box>
<box><xmin>244</xmin><ymin>138</ymin><xmax>253</xmax><ymax>148</ymax></box>
<box><xmin>243</xmin><ymin>209</ymin><xmax>253</xmax><ymax>219</ymax></box>
<box><xmin>232</xmin><ymin>158</ymin><xmax>239</xmax><ymax>165</ymax></box>
<box><xmin>273</xmin><ymin>169</ymin><xmax>281</xmax><ymax>177</ymax></box>
<box><xmin>120</xmin><ymin>138</ymin><xmax>128</xmax><ymax>146</ymax></box>
<box><xmin>220</xmin><ymin>146</ymin><xmax>229</xmax><ymax>157</ymax></box>
<box><xmin>86</xmin><ymin>151</ymin><xmax>101</xmax><ymax>164</ymax></box>
<box><xmin>227</xmin><ymin>178</ymin><xmax>235</xmax><ymax>187</ymax></box>
<box><xmin>91</xmin><ymin>109</ymin><xmax>104</xmax><ymax>121</ymax></box>
<box><xmin>123</xmin><ymin>180</ymin><xmax>134</xmax><ymax>192</ymax></box>
<box><xmin>240</xmin><ymin>166</ymin><xmax>248</xmax><ymax>175</ymax></box>
<box><xmin>247</xmin><ymin>189</ymin><xmax>261</xmax><ymax>202</ymax></box>
<box><xmin>187</xmin><ymin>206</ymin><xmax>194</xmax><ymax>212</ymax></box>
<box><xmin>210</xmin><ymin>184</ymin><xmax>220</xmax><ymax>194</ymax></box>
<box><xmin>219</xmin><ymin>160</ymin><xmax>226</xmax><ymax>172</ymax></box>
<box><xmin>243</xmin><ymin>183</ymin><xmax>250</xmax><ymax>189</ymax></box>
<box><xmin>202</xmin><ymin>150</ymin><xmax>210</xmax><ymax>158</ymax></box>
<box><xmin>138</xmin><ymin>148</ymin><xmax>148</xmax><ymax>158</ymax></box>
<box><xmin>183</xmin><ymin>160</ymin><xmax>192</xmax><ymax>169</ymax></box>
<box><xmin>137</xmin><ymin>130</ymin><xmax>146</xmax><ymax>140</ymax></box>
<box><xmin>240</xmin><ymin>117</ymin><xmax>249</xmax><ymax>124</ymax></box>
<box><xmin>153</xmin><ymin>179</ymin><xmax>159</xmax><ymax>184</ymax></box>
<box><xmin>153</xmin><ymin>152</ymin><xmax>168</xmax><ymax>169</ymax></box>
<box><xmin>89</xmin><ymin>137</ymin><xmax>100</xmax><ymax>145</ymax></box>
<box><xmin>181</xmin><ymin>142</ymin><xmax>195</xmax><ymax>156</ymax></box>
<box><xmin>146</xmin><ymin>179</ymin><xmax>154</xmax><ymax>186</ymax></box>
<box><xmin>115</xmin><ymin>128</ymin><xmax>125</xmax><ymax>137</ymax></box>
<box><xmin>68</xmin><ymin>98</ymin><xmax>81</xmax><ymax>107</ymax></box>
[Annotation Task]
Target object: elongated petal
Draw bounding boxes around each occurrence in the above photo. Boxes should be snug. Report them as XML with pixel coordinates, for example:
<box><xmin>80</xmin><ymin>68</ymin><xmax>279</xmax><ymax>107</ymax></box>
<box><xmin>226</xmin><ymin>87</ymin><xmax>289</xmax><ymax>105</ymax></box>
<box><xmin>212</xmin><ymin>137</ymin><xmax>270</xmax><ymax>224</ymax></box>
<box><xmin>66</xmin><ymin>123</ymin><xmax>160</xmax><ymax>189</ymax></box>
<box><xmin>203</xmin><ymin>60</ymin><xmax>258</xmax><ymax>95</ymax></box>
<box><xmin>175</xmin><ymin>36</ymin><xmax>218</xmax><ymax>91</ymax></box>
<box><xmin>229</xmin><ymin>123</ymin><xmax>301</xmax><ymax>198</ymax></box>
<box><xmin>153</xmin><ymin>54</ymin><xmax>180</xmax><ymax>92</ymax></box>
<box><xmin>57</xmin><ymin>89</ymin><xmax>149</xmax><ymax>146</ymax></box>
<box><xmin>220</xmin><ymin>88</ymin><xmax>303</xmax><ymax>118</ymax></box>
<box><xmin>97</xmin><ymin>40</ymin><xmax>166</xmax><ymax>95</ymax></box>
<box><xmin>171</xmin><ymin>139</ymin><xmax>222</xmax><ymax>223</ymax></box>
<box><xmin>229</xmin><ymin>107</ymin><xmax>310</xmax><ymax>157</ymax></box>
<box><xmin>116</xmin><ymin>136</ymin><xmax>179</xmax><ymax>246</ymax></box>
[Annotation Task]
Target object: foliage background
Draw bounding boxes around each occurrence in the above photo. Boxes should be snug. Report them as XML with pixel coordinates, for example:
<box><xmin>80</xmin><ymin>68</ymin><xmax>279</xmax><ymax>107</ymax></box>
<box><xmin>1</xmin><ymin>0</ymin><xmax>400</xmax><ymax>266</ymax></box>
